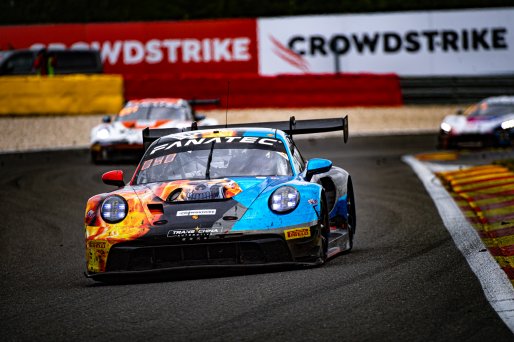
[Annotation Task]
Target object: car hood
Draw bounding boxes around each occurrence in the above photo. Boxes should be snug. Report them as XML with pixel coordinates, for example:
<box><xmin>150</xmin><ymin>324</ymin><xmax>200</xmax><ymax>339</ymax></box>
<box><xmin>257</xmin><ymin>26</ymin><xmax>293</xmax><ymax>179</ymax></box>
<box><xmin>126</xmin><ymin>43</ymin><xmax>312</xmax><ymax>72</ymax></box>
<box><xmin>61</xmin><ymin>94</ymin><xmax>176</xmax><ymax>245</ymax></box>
<box><xmin>128</xmin><ymin>176</ymin><xmax>293</xmax><ymax>233</ymax></box>
<box><xmin>137</xmin><ymin>176</ymin><xmax>291</xmax><ymax>203</ymax></box>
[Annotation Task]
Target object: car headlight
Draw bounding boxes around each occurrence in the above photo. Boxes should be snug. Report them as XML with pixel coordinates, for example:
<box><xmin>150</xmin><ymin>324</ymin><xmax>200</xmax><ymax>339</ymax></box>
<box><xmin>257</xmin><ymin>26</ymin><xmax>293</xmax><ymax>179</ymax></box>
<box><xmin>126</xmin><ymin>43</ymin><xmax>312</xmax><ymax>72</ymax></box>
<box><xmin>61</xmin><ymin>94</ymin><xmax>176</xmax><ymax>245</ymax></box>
<box><xmin>501</xmin><ymin>120</ymin><xmax>514</xmax><ymax>130</ymax></box>
<box><xmin>269</xmin><ymin>186</ymin><xmax>300</xmax><ymax>214</ymax></box>
<box><xmin>96</xmin><ymin>128</ymin><xmax>110</xmax><ymax>139</ymax></box>
<box><xmin>440</xmin><ymin>122</ymin><xmax>452</xmax><ymax>133</ymax></box>
<box><xmin>100</xmin><ymin>195</ymin><xmax>128</xmax><ymax>223</ymax></box>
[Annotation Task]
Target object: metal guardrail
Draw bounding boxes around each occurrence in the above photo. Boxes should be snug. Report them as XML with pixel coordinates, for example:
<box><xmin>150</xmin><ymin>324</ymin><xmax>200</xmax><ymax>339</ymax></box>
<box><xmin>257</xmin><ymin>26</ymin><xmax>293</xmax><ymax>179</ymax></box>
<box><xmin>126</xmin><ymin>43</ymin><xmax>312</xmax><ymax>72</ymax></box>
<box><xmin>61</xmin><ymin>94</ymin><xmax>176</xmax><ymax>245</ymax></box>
<box><xmin>400</xmin><ymin>76</ymin><xmax>514</xmax><ymax>104</ymax></box>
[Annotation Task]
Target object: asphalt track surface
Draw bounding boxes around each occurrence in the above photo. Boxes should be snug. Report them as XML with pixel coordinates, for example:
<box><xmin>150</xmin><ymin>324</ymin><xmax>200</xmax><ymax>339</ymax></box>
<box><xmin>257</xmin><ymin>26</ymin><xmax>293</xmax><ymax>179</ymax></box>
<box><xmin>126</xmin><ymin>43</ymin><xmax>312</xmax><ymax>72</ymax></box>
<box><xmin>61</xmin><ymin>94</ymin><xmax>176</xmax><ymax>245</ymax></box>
<box><xmin>1</xmin><ymin>134</ymin><xmax>513</xmax><ymax>341</ymax></box>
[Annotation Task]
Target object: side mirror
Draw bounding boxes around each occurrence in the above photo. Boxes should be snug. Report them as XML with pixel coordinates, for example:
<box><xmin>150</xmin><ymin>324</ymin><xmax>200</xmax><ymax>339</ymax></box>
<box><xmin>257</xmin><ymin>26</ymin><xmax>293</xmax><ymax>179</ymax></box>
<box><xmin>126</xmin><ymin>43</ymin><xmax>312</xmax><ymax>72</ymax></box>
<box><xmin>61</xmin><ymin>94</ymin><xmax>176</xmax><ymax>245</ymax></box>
<box><xmin>305</xmin><ymin>158</ymin><xmax>332</xmax><ymax>181</ymax></box>
<box><xmin>102</xmin><ymin>115</ymin><xmax>112</xmax><ymax>123</ymax></box>
<box><xmin>102</xmin><ymin>170</ymin><xmax>125</xmax><ymax>187</ymax></box>
<box><xmin>456</xmin><ymin>109</ymin><xmax>464</xmax><ymax>115</ymax></box>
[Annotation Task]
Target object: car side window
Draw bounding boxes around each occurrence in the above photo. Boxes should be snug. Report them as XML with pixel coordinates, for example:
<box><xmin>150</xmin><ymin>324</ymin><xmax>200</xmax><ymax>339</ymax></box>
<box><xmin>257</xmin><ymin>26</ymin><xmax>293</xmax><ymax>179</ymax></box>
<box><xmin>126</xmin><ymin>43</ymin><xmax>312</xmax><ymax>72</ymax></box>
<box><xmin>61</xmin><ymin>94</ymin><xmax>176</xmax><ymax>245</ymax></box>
<box><xmin>3</xmin><ymin>52</ymin><xmax>34</xmax><ymax>74</ymax></box>
<box><xmin>183</xmin><ymin>104</ymin><xmax>193</xmax><ymax>120</ymax></box>
<box><xmin>287</xmin><ymin>137</ymin><xmax>306</xmax><ymax>173</ymax></box>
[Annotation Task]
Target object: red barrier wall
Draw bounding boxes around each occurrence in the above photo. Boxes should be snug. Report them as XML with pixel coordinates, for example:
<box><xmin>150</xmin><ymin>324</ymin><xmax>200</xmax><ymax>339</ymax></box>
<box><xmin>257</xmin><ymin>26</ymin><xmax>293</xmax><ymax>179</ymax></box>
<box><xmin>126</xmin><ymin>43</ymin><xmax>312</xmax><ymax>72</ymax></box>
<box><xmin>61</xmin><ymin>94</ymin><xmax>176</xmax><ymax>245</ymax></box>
<box><xmin>1</xmin><ymin>20</ymin><xmax>403</xmax><ymax>108</ymax></box>
<box><xmin>124</xmin><ymin>73</ymin><xmax>403</xmax><ymax>108</ymax></box>
<box><xmin>0</xmin><ymin>19</ymin><xmax>258</xmax><ymax>76</ymax></box>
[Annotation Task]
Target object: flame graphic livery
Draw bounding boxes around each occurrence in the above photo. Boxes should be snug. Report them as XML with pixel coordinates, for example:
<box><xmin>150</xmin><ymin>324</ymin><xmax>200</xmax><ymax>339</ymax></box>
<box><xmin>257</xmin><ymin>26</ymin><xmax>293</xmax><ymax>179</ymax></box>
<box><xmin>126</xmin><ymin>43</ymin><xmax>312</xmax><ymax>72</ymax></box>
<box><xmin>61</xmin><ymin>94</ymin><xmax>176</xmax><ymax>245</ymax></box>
<box><xmin>85</xmin><ymin>179</ymin><xmax>242</xmax><ymax>273</ymax></box>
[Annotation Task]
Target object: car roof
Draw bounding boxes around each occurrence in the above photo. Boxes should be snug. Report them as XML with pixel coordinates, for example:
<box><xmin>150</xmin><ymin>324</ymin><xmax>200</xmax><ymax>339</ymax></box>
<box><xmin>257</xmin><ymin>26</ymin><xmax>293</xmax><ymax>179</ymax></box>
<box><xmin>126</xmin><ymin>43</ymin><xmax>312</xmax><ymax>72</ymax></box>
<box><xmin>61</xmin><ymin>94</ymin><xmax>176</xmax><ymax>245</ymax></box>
<box><xmin>158</xmin><ymin>127</ymin><xmax>288</xmax><ymax>143</ymax></box>
<box><xmin>126</xmin><ymin>98</ymin><xmax>186</xmax><ymax>106</ymax></box>
<box><xmin>483</xmin><ymin>96</ymin><xmax>514</xmax><ymax>105</ymax></box>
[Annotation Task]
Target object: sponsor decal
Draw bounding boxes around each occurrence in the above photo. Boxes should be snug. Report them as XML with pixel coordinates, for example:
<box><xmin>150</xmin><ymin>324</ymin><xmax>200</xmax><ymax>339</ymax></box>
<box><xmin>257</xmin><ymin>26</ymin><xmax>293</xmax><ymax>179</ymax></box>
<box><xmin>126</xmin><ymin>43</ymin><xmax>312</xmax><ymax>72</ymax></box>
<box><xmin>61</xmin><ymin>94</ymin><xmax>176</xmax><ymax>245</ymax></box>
<box><xmin>0</xmin><ymin>19</ymin><xmax>258</xmax><ymax>76</ymax></box>
<box><xmin>269</xmin><ymin>35</ymin><xmax>310</xmax><ymax>72</ymax></box>
<box><xmin>88</xmin><ymin>241</ymin><xmax>107</xmax><ymax>249</ymax></box>
<box><xmin>284</xmin><ymin>227</ymin><xmax>311</xmax><ymax>240</ymax></box>
<box><xmin>285</xmin><ymin>28</ymin><xmax>508</xmax><ymax>58</ymax></box>
<box><xmin>258</xmin><ymin>9</ymin><xmax>514</xmax><ymax>76</ymax></box>
<box><xmin>176</xmin><ymin>209</ymin><xmax>217</xmax><ymax>216</ymax></box>
<box><xmin>150</xmin><ymin>136</ymin><xmax>280</xmax><ymax>155</ymax></box>
<box><xmin>29</xmin><ymin>38</ymin><xmax>252</xmax><ymax>65</ymax></box>
<box><xmin>141</xmin><ymin>159</ymin><xmax>153</xmax><ymax>170</ymax></box>
<box><xmin>167</xmin><ymin>227</ymin><xmax>220</xmax><ymax>239</ymax></box>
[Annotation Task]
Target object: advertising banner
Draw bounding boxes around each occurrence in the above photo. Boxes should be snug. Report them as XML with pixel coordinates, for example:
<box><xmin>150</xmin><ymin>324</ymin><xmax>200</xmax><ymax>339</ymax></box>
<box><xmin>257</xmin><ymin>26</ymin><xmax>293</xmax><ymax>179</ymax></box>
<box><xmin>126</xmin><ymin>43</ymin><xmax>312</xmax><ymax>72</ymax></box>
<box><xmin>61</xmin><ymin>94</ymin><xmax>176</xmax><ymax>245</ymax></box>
<box><xmin>258</xmin><ymin>8</ymin><xmax>514</xmax><ymax>76</ymax></box>
<box><xmin>0</xmin><ymin>19</ymin><xmax>258</xmax><ymax>76</ymax></box>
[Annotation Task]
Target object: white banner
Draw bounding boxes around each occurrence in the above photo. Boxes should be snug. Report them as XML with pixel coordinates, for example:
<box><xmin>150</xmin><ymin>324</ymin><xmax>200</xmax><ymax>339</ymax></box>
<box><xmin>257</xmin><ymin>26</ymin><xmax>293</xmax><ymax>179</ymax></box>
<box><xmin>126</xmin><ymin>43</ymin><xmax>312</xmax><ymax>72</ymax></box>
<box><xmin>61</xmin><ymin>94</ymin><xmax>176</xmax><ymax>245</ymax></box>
<box><xmin>258</xmin><ymin>8</ymin><xmax>514</xmax><ymax>76</ymax></box>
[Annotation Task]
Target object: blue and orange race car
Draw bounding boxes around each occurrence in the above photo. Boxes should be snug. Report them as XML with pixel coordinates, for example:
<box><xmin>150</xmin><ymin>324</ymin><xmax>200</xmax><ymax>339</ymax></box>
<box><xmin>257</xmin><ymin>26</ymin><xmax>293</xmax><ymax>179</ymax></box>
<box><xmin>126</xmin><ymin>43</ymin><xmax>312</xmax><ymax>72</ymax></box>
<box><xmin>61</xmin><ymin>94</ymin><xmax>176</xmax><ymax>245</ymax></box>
<box><xmin>84</xmin><ymin>117</ymin><xmax>355</xmax><ymax>281</ymax></box>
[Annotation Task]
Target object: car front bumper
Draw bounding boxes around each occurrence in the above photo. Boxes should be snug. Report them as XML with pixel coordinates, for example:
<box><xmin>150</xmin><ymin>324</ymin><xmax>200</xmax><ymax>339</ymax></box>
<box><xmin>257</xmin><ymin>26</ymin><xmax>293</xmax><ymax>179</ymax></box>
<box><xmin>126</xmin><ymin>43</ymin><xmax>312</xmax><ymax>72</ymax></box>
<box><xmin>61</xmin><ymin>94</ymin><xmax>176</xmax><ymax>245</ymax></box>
<box><xmin>438</xmin><ymin>130</ymin><xmax>513</xmax><ymax>149</ymax></box>
<box><xmin>85</xmin><ymin>227</ymin><xmax>324</xmax><ymax>281</ymax></box>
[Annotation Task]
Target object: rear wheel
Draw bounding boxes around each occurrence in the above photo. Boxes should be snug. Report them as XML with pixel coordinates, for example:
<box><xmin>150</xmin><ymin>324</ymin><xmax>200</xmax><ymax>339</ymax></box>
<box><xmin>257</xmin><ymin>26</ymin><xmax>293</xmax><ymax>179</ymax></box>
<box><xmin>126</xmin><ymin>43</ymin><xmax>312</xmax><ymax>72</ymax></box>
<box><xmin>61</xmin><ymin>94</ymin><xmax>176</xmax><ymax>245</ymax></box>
<box><xmin>342</xmin><ymin>178</ymin><xmax>356</xmax><ymax>252</ymax></box>
<box><xmin>319</xmin><ymin>193</ymin><xmax>329</xmax><ymax>262</ymax></box>
<box><xmin>347</xmin><ymin>178</ymin><xmax>356</xmax><ymax>235</ymax></box>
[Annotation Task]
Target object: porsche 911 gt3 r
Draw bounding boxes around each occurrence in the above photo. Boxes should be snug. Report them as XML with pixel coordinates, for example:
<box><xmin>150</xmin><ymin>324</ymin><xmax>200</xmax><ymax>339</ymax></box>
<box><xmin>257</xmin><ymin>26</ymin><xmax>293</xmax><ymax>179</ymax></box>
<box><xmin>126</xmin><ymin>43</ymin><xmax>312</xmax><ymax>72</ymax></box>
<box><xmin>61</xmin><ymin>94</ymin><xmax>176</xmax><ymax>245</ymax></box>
<box><xmin>438</xmin><ymin>96</ymin><xmax>514</xmax><ymax>149</ymax></box>
<box><xmin>84</xmin><ymin>117</ymin><xmax>355</xmax><ymax>281</ymax></box>
<box><xmin>90</xmin><ymin>98</ymin><xmax>218</xmax><ymax>163</ymax></box>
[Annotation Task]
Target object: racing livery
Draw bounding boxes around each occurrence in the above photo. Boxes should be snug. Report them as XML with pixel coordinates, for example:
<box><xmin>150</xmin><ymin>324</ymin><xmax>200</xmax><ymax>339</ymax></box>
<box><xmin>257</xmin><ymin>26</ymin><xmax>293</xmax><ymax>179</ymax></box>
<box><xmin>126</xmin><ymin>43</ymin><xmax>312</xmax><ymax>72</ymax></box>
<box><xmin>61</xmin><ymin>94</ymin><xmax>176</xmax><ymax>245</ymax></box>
<box><xmin>90</xmin><ymin>98</ymin><xmax>218</xmax><ymax>163</ymax></box>
<box><xmin>438</xmin><ymin>96</ymin><xmax>514</xmax><ymax>149</ymax></box>
<box><xmin>84</xmin><ymin>117</ymin><xmax>355</xmax><ymax>281</ymax></box>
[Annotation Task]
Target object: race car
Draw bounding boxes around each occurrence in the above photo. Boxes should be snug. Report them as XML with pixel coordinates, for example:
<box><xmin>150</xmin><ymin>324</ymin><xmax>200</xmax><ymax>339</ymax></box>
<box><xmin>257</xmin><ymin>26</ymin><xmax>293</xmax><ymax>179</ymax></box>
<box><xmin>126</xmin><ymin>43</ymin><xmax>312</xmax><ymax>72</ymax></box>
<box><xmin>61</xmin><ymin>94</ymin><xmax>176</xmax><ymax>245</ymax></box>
<box><xmin>84</xmin><ymin>117</ymin><xmax>355</xmax><ymax>281</ymax></box>
<box><xmin>438</xmin><ymin>96</ymin><xmax>514</xmax><ymax>149</ymax></box>
<box><xmin>90</xmin><ymin>98</ymin><xmax>219</xmax><ymax>163</ymax></box>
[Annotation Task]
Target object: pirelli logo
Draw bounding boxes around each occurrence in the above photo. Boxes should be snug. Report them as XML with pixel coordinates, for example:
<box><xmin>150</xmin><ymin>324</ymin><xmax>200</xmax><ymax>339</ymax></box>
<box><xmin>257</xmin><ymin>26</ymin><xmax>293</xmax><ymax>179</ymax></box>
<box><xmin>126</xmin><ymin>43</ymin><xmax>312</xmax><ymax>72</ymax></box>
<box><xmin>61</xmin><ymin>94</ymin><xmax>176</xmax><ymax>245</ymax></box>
<box><xmin>284</xmin><ymin>227</ymin><xmax>311</xmax><ymax>240</ymax></box>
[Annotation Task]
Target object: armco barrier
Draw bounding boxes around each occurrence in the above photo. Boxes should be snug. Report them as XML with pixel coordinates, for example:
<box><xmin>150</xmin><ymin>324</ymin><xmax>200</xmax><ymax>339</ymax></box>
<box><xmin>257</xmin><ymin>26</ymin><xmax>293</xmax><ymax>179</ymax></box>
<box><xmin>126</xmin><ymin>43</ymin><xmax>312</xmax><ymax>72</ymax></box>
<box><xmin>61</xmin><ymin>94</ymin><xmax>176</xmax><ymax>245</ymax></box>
<box><xmin>400</xmin><ymin>76</ymin><xmax>514</xmax><ymax>105</ymax></box>
<box><xmin>124</xmin><ymin>74</ymin><xmax>402</xmax><ymax>108</ymax></box>
<box><xmin>0</xmin><ymin>75</ymin><xmax>124</xmax><ymax>115</ymax></box>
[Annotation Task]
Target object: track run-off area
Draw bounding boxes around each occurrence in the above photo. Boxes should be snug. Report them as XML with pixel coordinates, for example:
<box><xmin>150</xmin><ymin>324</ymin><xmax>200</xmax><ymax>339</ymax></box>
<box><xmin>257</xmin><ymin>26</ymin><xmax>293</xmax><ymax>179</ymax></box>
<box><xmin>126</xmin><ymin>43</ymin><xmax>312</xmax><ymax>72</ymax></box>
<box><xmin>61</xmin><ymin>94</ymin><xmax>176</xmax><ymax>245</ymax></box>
<box><xmin>1</xmin><ymin>134</ymin><xmax>514</xmax><ymax>341</ymax></box>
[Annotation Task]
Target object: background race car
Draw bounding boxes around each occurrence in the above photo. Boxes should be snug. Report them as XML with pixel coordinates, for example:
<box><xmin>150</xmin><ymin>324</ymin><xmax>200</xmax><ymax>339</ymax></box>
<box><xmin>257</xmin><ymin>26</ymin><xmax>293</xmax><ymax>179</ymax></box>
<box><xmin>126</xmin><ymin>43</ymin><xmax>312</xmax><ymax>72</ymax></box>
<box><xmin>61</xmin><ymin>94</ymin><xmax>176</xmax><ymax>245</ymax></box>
<box><xmin>90</xmin><ymin>98</ymin><xmax>219</xmax><ymax>163</ymax></box>
<box><xmin>438</xmin><ymin>96</ymin><xmax>514</xmax><ymax>149</ymax></box>
<box><xmin>84</xmin><ymin>117</ymin><xmax>356</xmax><ymax>282</ymax></box>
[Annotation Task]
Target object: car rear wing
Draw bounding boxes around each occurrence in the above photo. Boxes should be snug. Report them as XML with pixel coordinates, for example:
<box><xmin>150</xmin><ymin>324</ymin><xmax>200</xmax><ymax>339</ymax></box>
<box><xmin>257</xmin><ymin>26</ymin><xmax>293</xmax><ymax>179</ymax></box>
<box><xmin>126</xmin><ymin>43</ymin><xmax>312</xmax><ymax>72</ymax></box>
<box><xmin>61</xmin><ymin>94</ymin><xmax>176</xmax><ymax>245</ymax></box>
<box><xmin>143</xmin><ymin>115</ymin><xmax>348</xmax><ymax>151</ymax></box>
<box><xmin>187</xmin><ymin>99</ymin><xmax>220</xmax><ymax>106</ymax></box>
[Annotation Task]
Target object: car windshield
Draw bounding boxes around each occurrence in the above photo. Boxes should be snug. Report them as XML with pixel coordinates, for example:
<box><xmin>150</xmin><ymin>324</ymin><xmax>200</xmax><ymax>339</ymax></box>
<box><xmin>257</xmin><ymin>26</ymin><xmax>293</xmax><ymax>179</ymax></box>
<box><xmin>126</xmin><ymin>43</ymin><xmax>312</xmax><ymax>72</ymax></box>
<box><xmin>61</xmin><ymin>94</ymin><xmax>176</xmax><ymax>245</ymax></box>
<box><xmin>0</xmin><ymin>51</ymin><xmax>8</xmax><ymax>62</ymax></box>
<box><xmin>116</xmin><ymin>103</ymin><xmax>187</xmax><ymax>121</ymax></box>
<box><xmin>466</xmin><ymin>101</ymin><xmax>514</xmax><ymax>117</ymax></box>
<box><xmin>134</xmin><ymin>136</ymin><xmax>292</xmax><ymax>184</ymax></box>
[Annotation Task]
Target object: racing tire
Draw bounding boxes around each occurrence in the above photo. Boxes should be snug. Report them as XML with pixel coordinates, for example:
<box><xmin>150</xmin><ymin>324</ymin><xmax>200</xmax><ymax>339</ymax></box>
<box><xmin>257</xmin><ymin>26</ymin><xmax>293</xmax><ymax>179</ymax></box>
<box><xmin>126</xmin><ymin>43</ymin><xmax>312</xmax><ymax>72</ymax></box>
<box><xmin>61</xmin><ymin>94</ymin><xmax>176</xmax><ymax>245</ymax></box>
<box><xmin>319</xmin><ymin>192</ymin><xmax>330</xmax><ymax>262</ymax></box>
<box><xmin>347</xmin><ymin>177</ymin><xmax>356</xmax><ymax>235</ymax></box>
<box><xmin>91</xmin><ymin>150</ymin><xmax>102</xmax><ymax>165</ymax></box>
<box><xmin>342</xmin><ymin>177</ymin><xmax>356</xmax><ymax>252</ymax></box>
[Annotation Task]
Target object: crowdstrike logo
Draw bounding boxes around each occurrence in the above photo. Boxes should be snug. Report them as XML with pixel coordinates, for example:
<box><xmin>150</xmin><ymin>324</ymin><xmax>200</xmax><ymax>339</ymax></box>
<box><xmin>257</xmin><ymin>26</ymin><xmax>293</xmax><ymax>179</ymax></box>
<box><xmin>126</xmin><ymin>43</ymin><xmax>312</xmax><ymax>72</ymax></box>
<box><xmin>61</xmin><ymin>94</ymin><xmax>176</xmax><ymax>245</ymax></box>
<box><xmin>269</xmin><ymin>35</ymin><xmax>309</xmax><ymax>72</ymax></box>
<box><xmin>30</xmin><ymin>38</ymin><xmax>252</xmax><ymax>65</ymax></box>
<box><xmin>285</xmin><ymin>28</ymin><xmax>508</xmax><ymax>57</ymax></box>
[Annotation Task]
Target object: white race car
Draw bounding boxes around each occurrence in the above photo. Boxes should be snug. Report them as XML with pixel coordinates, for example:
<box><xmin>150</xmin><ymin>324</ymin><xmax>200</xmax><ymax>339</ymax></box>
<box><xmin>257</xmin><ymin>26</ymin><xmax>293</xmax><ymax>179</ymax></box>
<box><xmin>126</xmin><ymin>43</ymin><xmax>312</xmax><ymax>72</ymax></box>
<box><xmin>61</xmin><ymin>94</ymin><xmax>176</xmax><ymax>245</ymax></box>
<box><xmin>90</xmin><ymin>98</ymin><xmax>218</xmax><ymax>163</ymax></box>
<box><xmin>438</xmin><ymin>96</ymin><xmax>514</xmax><ymax>149</ymax></box>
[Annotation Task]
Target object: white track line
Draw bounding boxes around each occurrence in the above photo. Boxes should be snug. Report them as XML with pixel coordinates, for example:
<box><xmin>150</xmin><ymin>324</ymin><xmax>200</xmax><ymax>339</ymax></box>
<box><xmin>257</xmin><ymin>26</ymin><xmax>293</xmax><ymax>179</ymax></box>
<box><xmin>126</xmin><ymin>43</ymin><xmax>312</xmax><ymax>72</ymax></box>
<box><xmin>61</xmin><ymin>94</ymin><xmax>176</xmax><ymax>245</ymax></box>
<box><xmin>403</xmin><ymin>155</ymin><xmax>514</xmax><ymax>333</ymax></box>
